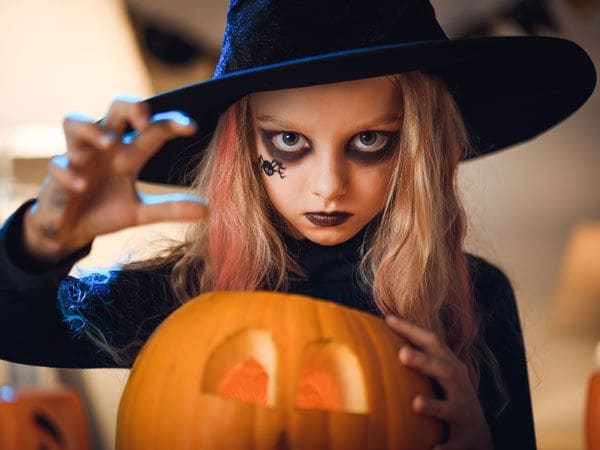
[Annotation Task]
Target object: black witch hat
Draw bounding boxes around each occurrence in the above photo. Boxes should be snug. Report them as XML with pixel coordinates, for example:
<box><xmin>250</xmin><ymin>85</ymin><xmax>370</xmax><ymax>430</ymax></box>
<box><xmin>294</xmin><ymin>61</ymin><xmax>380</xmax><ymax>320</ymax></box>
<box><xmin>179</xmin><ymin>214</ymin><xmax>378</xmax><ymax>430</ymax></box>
<box><xmin>137</xmin><ymin>0</ymin><xmax>596</xmax><ymax>186</ymax></box>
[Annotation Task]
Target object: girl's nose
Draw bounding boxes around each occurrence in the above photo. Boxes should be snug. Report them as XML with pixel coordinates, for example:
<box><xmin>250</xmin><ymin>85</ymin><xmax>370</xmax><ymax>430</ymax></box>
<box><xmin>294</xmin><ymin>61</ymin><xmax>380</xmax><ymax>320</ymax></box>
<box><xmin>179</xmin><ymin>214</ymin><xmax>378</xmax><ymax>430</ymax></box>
<box><xmin>309</xmin><ymin>151</ymin><xmax>348</xmax><ymax>202</ymax></box>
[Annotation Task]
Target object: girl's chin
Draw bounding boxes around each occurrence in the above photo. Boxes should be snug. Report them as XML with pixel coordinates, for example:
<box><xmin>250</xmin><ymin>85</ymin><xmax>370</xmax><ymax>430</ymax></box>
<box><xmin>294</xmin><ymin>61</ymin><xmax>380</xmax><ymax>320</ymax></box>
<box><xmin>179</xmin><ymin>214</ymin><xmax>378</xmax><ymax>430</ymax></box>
<box><xmin>299</xmin><ymin>227</ymin><xmax>359</xmax><ymax>246</ymax></box>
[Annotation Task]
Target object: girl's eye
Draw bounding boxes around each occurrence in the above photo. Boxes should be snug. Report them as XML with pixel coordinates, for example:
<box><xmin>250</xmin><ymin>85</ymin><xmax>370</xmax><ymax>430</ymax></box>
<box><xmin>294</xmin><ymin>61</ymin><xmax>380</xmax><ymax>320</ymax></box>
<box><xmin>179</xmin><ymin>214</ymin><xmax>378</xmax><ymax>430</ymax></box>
<box><xmin>350</xmin><ymin>131</ymin><xmax>391</xmax><ymax>152</ymax></box>
<box><xmin>272</xmin><ymin>132</ymin><xmax>309</xmax><ymax>152</ymax></box>
<box><xmin>266</xmin><ymin>130</ymin><xmax>395</xmax><ymax>158</ymax></box>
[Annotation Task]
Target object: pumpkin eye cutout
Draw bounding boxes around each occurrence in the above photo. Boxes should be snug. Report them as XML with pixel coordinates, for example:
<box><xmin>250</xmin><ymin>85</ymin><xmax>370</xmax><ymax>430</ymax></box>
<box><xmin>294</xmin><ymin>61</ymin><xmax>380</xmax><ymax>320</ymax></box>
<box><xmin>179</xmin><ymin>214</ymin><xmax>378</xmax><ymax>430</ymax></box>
<box><xmin>201</xmin><ymin>328</ymin><xmax>277</xmax><ymax>407</ymax></box>
<box><xmin>296</xmin><ymin>340</ymin><xmax>369</xmax><ymax>414</ymax></box>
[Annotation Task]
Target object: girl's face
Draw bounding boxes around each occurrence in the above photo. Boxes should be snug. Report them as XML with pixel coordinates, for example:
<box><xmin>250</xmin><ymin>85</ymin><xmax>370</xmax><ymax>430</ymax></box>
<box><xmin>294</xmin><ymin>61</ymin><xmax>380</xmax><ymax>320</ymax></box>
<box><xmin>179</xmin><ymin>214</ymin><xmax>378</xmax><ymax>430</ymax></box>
<box><xmin>250</xmin><ymin>76</ymin><xmax>400</xmax><ymax>245</ymax></box>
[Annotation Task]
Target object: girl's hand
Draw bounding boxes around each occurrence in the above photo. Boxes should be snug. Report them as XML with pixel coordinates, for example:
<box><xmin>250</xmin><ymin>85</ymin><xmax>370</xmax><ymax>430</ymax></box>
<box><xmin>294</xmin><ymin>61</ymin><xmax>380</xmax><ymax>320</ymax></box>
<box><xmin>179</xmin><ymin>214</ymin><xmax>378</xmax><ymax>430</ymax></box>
<box><xmin>385</xmin><ymin>315</ymin><xmax>494</xmax><ymax>450</ymax></box>
<box><xmin>23</xmin><ymin>96</ymin><xmax>208</xmax><ymax>265</ymax></box>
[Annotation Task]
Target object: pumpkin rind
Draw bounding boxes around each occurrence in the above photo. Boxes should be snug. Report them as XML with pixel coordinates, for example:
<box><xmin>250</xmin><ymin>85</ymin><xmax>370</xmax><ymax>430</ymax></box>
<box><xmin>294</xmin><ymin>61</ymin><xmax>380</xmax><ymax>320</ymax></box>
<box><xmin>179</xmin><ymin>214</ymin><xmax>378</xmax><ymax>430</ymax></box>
<box><xmin>116</xmin><ymin>291</ymin><xmax>443</xmax><ymax>450</ymax></box>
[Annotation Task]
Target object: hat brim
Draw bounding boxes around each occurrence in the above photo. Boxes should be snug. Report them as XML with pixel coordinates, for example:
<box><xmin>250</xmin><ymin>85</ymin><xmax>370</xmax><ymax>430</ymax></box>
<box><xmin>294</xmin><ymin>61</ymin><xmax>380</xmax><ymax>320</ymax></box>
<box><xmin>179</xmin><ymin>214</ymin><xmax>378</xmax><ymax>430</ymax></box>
<box><xmin>138</xmin><ymin>35</ymin><xmax>596</xmax><ymax>186</ymax></box>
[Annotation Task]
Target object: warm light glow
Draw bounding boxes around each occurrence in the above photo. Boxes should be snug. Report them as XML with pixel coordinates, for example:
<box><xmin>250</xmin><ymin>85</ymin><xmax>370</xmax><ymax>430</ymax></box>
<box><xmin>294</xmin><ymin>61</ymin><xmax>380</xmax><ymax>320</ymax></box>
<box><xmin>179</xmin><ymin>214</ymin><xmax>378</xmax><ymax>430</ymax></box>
<box><xmin>202</xmin><ymin>328</ymin><xmax>277</xmax><ymax>406</ymax></box>
<box><xmin>551</xmin><ymin>222</ymin><xmax>600</xmax><ymax>336</ymax></box>
<box><xmin>0</xmin><ymin>0</ymin><xmax>151</xmax><ymax>157</ymax></box>
<box><xmin>297</xmin><ymin>365</ymin><xmax>343</xmax><ymax>409</ymax></box>
<box><xmin>295</xmin><ymin>341</ymin><xmax>369</xmax><ymax>413</ymax></box>
<box><xmin>2</xmin><ymin>125</ymin><xmax>66</xmax><ymax>157</ymax></box>
<box><xmin>217</xmin><ymin>357</ymin><xmax>268</xmax><ymax>405</ymax></box>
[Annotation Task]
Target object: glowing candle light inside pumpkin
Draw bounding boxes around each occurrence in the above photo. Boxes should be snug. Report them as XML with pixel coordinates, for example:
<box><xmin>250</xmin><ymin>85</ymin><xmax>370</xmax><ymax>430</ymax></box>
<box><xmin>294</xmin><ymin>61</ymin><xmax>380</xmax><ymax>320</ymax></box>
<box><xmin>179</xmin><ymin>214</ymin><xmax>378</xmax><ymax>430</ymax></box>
<box><xmin>217</xmin><ymin>357</ymin><xmax>269</xmax><ymax>405</ymax></box>
<box><xmin>297</xmin><ymin>365</ymin><xmax>342</xmax><ymax>409</ymax></box>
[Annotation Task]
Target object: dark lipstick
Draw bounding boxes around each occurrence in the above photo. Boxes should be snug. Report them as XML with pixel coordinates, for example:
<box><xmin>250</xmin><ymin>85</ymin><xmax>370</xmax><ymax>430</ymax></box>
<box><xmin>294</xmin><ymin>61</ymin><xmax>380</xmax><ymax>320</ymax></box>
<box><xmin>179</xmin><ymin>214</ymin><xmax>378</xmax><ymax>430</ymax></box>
<box><xmin>304</xmin><ymin>212</ymin><xmax>352</xmax><ymax>227</ymax></box>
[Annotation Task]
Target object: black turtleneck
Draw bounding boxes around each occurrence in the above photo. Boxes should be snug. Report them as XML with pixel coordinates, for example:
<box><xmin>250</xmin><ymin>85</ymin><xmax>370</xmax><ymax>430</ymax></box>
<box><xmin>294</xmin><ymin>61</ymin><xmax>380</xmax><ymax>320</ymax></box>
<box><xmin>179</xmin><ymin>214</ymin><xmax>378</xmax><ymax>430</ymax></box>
<box><xmin>281</xmin><ymin>224</ymin><xmax>381</xmax><ymax>316</ymax></box>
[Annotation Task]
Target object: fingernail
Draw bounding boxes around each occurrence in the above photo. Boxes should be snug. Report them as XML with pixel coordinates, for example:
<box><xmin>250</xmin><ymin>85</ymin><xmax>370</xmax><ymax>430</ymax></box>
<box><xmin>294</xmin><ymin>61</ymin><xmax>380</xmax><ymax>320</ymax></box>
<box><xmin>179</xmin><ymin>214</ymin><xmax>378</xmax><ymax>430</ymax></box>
<box><xmin>51</xmin><ymin>154</ymin><xmax>69</xmax><ymax>170</ymax></box>
<box><xmin>115</xmin><ymin>93</ymin><xmax>141</xmax><ymax>103</ymax></box>
<box><xmin>173</xmin><ymin>115</ymin><xmax>197</xmax><ymax>128</ymax></box>
<box><xmin>399</xmin><ymin>347</ymin><xmax>412</xmax><ymax>361</ymax></box>
<box><xmin>413</xmin><ymin>396</ymin><xmax>427</xmax><ymax>410</ymax></box>
<box><xmin>152</xmin><ymin>111</ymin><xmax>197</xmax><ymax>128</ymax></box>
<box><xmin>175</xmin><ymin>115</ymin><xmax>190</xmax><ymax>126</ymax></box>
<box><xmin>191</xmin><ymin>197</ymin><xmax>208</xmax><ymax>205</ymax></box>
<box><xmin>65</xmin><ymin>111</ymin><xmax>94</xmax><ymax>124</ymax></box>
<box><xmin>385</xmin><ymin>315</ymin><xmax>399</xmax><ymax>324</ymax></box>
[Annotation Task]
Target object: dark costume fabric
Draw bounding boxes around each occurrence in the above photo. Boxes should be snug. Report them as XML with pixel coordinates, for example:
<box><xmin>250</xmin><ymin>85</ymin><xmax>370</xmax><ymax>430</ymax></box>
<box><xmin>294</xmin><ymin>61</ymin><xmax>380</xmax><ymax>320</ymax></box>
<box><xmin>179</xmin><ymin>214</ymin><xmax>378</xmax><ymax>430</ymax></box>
<box><xmin>0</xmin><ymin>199</ymin><xmax>536</xmax><ymax>449</ymax></box>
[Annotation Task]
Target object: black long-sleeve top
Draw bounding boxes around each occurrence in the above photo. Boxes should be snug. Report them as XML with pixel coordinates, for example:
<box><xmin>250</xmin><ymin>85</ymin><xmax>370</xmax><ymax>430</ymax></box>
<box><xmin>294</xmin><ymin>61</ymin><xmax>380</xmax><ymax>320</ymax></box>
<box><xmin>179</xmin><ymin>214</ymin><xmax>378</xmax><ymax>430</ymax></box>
<box><xmin>0</xmin><ymin>199</ymin><xmax>537</xmax><ymax>449</ymax></box>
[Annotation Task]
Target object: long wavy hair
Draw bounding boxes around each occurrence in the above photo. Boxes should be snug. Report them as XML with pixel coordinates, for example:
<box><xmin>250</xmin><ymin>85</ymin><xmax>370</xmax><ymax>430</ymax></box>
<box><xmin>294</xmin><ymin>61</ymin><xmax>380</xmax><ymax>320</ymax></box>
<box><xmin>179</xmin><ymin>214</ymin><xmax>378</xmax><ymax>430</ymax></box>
<box><xmin>60</xmin><ymin>70</ymin><xmax>504</xmax><ymax>408</ymax></box>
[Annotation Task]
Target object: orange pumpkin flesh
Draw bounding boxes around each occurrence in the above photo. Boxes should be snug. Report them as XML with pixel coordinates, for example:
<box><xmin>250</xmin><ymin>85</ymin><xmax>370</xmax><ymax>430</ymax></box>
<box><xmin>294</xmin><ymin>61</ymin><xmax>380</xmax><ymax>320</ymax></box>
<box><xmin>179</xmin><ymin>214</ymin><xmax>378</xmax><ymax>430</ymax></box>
<box><xmin>218</xmin><ymin>357</ymin><xmax>343</xmax><ymax>409</ymax></box>
<box><xmin>218</xmin><ymin>357</ymin><xmax>269</xmax><ymax>406</ymax></box>
<box><xmin>116</xmin><ymin>291</ymin><xmax>443</xmax><ymax>450</ymax></box>
<box><xmin>297</xmin><ymin>365</ymin><xmax>342</xmax><ymax>410</ymax></box>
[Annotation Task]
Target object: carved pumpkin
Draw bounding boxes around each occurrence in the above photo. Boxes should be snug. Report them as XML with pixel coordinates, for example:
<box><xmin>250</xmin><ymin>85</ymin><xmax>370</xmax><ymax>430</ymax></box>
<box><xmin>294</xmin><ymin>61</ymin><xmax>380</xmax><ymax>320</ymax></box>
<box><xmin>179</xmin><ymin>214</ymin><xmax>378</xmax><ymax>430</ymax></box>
<box><xmin>0</xmin><ymin>387</ymin><xmax>90</xmax><ymax>450</ymax></box>
<box><xmin>116</xmin><ymin>291</ymin><xmax>443</xmax><ymax>449</ymax></box>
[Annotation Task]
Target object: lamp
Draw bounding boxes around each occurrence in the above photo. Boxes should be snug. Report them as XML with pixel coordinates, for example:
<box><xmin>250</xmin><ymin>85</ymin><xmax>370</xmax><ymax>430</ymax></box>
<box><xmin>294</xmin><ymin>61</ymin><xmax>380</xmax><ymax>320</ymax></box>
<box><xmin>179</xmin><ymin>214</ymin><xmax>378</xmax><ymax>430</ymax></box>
<box><xmin>550</xmin><ymin>222</ymin><xmax>600</xmax><ymax>337</ymax></box>
<box><xmin>0</xmin><ymin>0</ymin><xmax>152</xmax><ymax>215</ymax></box>
<box><xmin>549</xmin><ymin>222</ymin><xmax>600</xmax><ymax>450</ymax></box>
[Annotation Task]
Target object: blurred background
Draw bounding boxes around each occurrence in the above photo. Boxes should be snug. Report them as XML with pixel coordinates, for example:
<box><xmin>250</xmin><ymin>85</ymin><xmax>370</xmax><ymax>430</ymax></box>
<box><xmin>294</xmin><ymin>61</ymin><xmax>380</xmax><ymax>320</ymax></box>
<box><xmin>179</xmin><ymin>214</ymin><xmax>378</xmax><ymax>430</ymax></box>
<box><xmin>0</xmin><ymin>0</ymin><xmax>598</xmax><ymax>448</ymax></box>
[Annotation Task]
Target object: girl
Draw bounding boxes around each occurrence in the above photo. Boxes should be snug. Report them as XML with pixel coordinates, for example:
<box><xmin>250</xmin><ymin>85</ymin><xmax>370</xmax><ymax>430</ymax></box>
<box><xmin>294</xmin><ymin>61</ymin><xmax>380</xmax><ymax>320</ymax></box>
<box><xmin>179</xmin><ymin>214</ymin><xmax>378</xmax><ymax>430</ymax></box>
<box><xmin>0</xmin><ymin>1</ymin><xmax>595</xmax><ymax>449</ymax></box>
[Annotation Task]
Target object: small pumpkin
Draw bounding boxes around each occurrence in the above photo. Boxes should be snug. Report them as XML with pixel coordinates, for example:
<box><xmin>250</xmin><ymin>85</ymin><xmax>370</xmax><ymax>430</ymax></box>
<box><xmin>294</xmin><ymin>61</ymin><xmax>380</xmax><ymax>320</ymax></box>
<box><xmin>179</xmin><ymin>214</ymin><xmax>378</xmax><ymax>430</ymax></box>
<box><xmin>587</xmin><ymin>371</ymin><xmax>600</xmax><ymax>450</ymax></box>
<box><xmin>0</xmin><ymin>387</ymin><xmax>90</xmax><ymax>450</ymax></box>
<box><xmin>116</xmin><ymin>291</ymin><xmax>443</xmax><ymax>449</ymax></box>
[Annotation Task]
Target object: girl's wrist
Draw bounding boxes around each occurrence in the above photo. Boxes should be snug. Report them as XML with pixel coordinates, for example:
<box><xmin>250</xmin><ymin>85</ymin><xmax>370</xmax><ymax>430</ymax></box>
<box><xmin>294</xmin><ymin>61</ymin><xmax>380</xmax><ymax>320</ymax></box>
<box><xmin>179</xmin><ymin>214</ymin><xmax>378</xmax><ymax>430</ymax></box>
<box><xmin>21</xmin><ymin>204</ymin><xmax>80</xmax><ymax>266</ymax></box>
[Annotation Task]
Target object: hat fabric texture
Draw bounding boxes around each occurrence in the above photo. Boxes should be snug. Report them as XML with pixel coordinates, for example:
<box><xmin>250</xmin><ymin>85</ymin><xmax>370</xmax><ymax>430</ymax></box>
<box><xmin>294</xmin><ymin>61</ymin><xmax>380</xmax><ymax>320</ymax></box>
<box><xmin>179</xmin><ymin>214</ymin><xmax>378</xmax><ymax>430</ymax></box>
<box><xmin>137</xmin><ymin>0</ymin><xmax>596</xmax><ymax>186</ymax></box>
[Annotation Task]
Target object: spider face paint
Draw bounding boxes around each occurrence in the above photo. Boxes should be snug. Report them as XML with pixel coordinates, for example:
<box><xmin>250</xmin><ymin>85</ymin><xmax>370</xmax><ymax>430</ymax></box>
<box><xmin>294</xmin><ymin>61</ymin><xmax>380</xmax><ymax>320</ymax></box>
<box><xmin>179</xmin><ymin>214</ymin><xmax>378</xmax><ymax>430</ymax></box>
<box><xmin>258</xmin><ymin>154</ymin><xmax>287</xmax><ymax>178</ymax></box>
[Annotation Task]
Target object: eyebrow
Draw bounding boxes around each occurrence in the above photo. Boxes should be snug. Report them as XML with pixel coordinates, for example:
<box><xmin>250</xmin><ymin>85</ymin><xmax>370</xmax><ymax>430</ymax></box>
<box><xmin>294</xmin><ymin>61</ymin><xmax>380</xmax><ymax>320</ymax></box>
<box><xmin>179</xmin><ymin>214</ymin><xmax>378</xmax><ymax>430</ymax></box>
<box><xmin>255</xmin><ymin>112</ymin><xmax>399</xmax><ymax>129</ymax></box>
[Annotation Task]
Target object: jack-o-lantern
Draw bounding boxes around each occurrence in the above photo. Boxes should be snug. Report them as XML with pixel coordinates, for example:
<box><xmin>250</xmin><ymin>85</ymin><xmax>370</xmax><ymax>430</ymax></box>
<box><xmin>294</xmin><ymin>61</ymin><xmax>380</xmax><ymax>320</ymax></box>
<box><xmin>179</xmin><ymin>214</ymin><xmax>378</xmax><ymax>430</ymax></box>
<box><xmin>0</xmin><ymin>387</ymin><xmax>90</xmax><ymax>450</ymax></box>
<box><xmin>116</xmin><ymin>291</ymin><xmax>443</xmax><ymax>449</ymax></box>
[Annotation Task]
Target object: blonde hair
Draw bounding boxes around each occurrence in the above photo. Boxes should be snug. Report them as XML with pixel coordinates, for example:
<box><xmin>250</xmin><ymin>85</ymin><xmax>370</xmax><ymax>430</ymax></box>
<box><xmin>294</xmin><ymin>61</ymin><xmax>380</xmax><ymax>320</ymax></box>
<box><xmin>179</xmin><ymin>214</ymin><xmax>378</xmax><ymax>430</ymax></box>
<box><xmin>60</xmin><ymin>70</ymin><xmax>502</xmax><ymax>402</ymax></box>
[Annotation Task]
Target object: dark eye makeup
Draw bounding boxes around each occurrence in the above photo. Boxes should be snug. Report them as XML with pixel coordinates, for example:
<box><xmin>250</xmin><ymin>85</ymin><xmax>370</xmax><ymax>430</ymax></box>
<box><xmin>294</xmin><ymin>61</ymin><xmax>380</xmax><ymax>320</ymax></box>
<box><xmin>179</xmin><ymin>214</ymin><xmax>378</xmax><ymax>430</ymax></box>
<box><xmin>258</xmin><ymin>128</ymin><xmax>398</xmax><ymax>164</ymax></box>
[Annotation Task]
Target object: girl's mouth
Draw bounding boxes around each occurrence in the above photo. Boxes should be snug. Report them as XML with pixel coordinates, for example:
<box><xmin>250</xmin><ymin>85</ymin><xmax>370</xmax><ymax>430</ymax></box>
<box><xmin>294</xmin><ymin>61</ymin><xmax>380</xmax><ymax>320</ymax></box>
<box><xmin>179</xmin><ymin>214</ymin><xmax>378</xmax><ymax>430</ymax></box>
<box><xmin>304</xmin><ymin>212</ymin><xmax>352</xmax><ymax>227</ymax></box>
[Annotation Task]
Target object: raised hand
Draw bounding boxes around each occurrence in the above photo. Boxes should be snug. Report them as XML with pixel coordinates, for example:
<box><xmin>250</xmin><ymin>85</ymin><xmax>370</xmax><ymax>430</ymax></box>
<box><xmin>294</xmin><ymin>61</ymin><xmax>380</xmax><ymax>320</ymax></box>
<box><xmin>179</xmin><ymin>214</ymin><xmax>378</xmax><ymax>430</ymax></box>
<box><xmin>385</xmin><ymin>315</ymin><xmax>494</xmax><ymax>450</ymax></box>
<box><xmin>22</xmin><ymin>96</ymin><xmax>209</xmax><ymax>265</ymax></box>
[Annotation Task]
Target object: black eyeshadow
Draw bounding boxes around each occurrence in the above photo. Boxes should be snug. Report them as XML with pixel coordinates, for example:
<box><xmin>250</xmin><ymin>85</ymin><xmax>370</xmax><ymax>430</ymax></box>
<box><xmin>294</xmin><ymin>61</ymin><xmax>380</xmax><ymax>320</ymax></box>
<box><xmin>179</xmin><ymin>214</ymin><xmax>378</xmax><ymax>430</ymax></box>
<box><xmin>259</xmin><ymin>129</ymin><xmax>307</xmax><ymax>162</ymax></box>
<box><xmin>258</xmin><ymin>128</ymin><xmax>398</xmax><ymax>165</ymax></box>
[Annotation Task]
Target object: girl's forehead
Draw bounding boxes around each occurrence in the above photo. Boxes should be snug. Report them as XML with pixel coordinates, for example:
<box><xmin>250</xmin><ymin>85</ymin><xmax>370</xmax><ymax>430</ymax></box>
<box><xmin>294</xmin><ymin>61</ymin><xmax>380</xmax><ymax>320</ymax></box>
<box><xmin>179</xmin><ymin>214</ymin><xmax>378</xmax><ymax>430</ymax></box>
<box><xmin>249</xmin><ymin>76</ymin><xmax>401</xmax><ymax>124</ymax></box>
